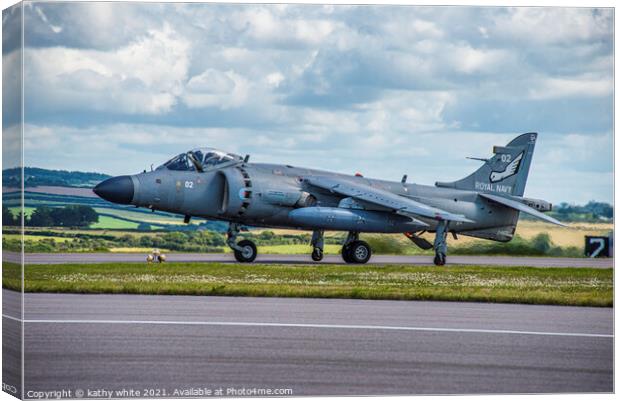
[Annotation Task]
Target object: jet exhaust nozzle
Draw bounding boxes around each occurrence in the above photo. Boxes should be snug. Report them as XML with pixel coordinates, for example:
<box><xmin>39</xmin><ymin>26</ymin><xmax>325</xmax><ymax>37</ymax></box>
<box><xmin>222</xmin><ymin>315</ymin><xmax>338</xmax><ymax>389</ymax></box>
<box><xmin>93</xmin><ymin>175</ymin><xmax>135</xmax><ymax>205</ymax></box>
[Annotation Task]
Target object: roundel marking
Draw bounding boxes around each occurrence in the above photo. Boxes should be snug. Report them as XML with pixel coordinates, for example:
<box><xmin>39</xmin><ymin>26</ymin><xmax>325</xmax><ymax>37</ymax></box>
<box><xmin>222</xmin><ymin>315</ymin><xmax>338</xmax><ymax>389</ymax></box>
<box><xmin>238</xmin><ymin>188</ymin><xmax>251</xmax><ymax>200</ymax></box>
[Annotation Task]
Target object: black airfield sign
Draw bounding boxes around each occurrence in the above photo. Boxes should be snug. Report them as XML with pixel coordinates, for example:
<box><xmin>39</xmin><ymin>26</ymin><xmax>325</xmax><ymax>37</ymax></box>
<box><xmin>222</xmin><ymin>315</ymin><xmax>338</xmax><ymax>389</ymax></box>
<box><xmin>585</xmin><ymin>236</ymin><xmax>611</xmax><ymax>258</ymax></box>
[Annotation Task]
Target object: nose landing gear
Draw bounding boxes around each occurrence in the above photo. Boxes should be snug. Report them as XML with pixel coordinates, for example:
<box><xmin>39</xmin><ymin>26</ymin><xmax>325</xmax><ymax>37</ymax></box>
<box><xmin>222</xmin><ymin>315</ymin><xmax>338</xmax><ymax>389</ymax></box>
<box><xmin>227</xmin><ymin>223</ymin><xmax>257</xmax><ymax>263</ymax></box>
<box><xmin>234</xmin><ymin>239</ymin><xmax>257</xmax><ymax>263</ymax></box>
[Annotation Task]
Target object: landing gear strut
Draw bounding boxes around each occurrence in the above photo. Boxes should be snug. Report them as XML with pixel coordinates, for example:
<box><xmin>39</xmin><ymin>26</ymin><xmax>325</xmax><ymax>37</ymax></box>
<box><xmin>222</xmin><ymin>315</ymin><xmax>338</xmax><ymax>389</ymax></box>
<box><xmin>341</xmin><ymin>231</ymin><xmax>372</xmax><ymax>264</ymax></box>
<box><xmin>311</xmin><ymin>229</ymin><xmax>324</xmax><ymax>261</ymax></box>
<box><xmin>433</xmin><ymin>220</ymin><xmax>449</xmax><ymax>266</ymax></box>
<box><xmin>227</xmin><ymin>223</ymin><xmax>257</xmax><ymax>263</ymax></box>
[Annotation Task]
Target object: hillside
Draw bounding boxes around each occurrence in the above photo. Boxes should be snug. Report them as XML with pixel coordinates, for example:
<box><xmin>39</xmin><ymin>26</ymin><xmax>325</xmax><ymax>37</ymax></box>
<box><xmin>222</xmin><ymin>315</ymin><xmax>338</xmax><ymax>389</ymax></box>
<box><xmin>3</xmin><ymin>167</ymin><xmax>111</xmax><ymax>188</ymax></box>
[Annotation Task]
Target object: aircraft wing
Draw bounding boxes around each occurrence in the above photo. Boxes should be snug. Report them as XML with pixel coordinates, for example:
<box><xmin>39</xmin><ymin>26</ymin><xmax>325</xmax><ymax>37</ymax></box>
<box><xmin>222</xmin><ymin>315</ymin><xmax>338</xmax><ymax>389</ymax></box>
<box><xmin>304</xmin><ymin>176</ymin><xmax>474</xmax><ymax>223</ymax></box>
<box><xmin>479</xmin><ymin>193</ymin><xmax>567</xmax><ymax>227</ymax></box>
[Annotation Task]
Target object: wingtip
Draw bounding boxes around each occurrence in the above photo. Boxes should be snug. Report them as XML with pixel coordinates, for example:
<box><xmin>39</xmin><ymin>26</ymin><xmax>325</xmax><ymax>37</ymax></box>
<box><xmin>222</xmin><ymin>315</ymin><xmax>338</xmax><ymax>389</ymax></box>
<box><xmin>542</xmin><ymin>215</ymin><xmax>568</xmax><ymax>227</ymax></box>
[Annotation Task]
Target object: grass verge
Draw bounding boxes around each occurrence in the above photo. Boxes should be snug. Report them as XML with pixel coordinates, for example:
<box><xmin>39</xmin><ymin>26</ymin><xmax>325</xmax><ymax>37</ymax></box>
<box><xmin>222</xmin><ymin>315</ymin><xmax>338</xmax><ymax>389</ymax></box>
<box><xmin>2</xmin><ymin>262</ymin><xmax>612</xmax><ymax>307</ymax></box>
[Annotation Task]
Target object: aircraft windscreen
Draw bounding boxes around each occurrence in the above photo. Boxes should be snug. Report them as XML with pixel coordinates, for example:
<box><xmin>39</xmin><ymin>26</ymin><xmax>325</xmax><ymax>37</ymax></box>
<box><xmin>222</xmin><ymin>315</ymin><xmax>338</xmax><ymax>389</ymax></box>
<box><xmin>202</xmin><ymin>150</ymin><xmax>238</xmax><ymax>167</ymax></box>
<box><xmin>159</xmin><ymin>149</ymin><xmax>241</xmax><ymax>171</ymax></box>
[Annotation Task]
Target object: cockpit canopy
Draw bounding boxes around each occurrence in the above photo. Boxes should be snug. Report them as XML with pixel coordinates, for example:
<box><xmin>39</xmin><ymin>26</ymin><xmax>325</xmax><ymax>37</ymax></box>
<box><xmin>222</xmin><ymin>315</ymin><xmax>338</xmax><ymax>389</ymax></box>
<box><xmin>159</xmin><ymin>148</ymin><xmax>243</xmax><ymax>171</ymax></box>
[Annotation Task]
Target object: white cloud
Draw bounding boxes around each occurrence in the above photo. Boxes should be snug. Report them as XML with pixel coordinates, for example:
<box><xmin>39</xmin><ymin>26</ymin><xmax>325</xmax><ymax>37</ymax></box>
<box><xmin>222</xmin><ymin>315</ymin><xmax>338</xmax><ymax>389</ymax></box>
<box><xmin>15</xmin><ymin>4</ymin><xmax>614</xmax><ymax>203</ymax></box>
<box><xmin>449</xmin><ymin>44</ymin><xmax>512</xmax><ymax>75</ymax></box>
<box><xmin>183</xmin><ymin>69</ymin><xmax>250</xmax><ymax>109</ymax></box>
<box><xmin>233</xmin><ymin>7</ymin><xmax>336</xmax><ymax>48</ymax></box>
<box><xmin>411</xmin><ymin>19</ymin><xmax>444</xmax><ymax>38</ymax></box>
<box><xmin>265</xmin><ymin>72</ymin><xmax>285</xmax><ymax>88</ymax></box>
<box><xmin>537</xmin><ymin>132</ymin><xmax>612</xmax><ymax>167</ymax></box>
<box><xmin>25</xmin><ymin>24</ymin><xmax>190</xmax><ymax>114</ymax></box>
<box><xmin>491</xmin><ymin>8</ymin><xmax>612</xmax><ymax>45</ymax></box>
<box><xmin>528</xmin><ymin>75</ymin><xmax>613</xmax><ymax>100</ymax></box>
<box><xmin>478</xmin><ymin>26</ymin><xmax>489</xmax><ymax>39</ymax></box>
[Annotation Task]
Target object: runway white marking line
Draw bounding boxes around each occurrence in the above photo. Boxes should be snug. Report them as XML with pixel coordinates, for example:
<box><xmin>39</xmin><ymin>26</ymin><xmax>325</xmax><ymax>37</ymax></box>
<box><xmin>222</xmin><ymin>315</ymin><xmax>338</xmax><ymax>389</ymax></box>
<box><xmin>2</xmin><ymin>314</ymin><xmax>612</xmax><ymax>338</ymax></box>
<box><xmin>2</xmin><ymin>313</ymin><xmax>22</xmax><ymax>323</ymax></box>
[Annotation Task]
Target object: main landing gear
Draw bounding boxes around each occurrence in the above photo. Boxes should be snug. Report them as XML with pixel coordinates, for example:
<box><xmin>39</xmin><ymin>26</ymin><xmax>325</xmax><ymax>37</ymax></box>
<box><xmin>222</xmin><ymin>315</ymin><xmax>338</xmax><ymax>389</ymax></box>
<box><xmin>309</xmin><ymin>230</ymin><xmax>371</xmax><ymax>264</ymax></box>
<box><xmin>310</xmin><ymin>229</ymin><xmax>324</xmax><ymax>261</ymax></box>
<box><xmin>341</xmin><ymin>232</ymin><xmax>371</xmax><ymax>264</ymax></box>
<box><xmin>227</xmin><ymin>223</ymin><xmax>257</xmax><ymax>263</ymax></box>
<box><xmin>433</xmin><ymin>220</ymin><xmax>449</xmax><ymax>266</ymax></box>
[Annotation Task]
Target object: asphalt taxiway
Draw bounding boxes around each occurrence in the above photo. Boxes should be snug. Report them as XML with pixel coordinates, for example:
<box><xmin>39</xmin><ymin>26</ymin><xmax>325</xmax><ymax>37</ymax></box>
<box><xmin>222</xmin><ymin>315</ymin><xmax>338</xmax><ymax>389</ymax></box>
<box><xmin>2</xmin><ymin>289</ymin><xmax>613</xmax><ymax>397</ymax></box>
<box><xmin>4</xmin><ymin>251</ymin><xmax>613</xmax><ymax>268</ymax></box>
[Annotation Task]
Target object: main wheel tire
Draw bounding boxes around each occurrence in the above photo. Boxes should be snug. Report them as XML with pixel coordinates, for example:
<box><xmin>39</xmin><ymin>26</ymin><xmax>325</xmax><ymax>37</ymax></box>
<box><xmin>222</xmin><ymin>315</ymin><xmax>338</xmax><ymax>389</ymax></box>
<box><xmin>234</xmin><ymin>240</ymin><xmax>257</xmax><ymax>263</ymax></box>
<box><xmin>349</xmin><ymin>240</ymin><xmax>372</xmax><ymax>264</ymax></box>
<box><xmin>433</xmin><ymin>253</ymin><xmax>446</xmax><ymax>266</ymax></box>
<box><xmin>341</xmin><ymin>244</ymin><xmax>353</xmax><ymax>263</ymax></box>
<box><xmin>311</xmin><ymin>247</ymin><xmax>324</xmax><ymax>262</ymax></box>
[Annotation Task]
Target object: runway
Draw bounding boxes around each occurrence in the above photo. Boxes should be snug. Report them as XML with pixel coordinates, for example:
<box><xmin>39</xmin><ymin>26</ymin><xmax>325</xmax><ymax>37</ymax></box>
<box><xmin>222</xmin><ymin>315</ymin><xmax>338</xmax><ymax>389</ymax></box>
<box><xmin>2</xmin><ymin>289</ymin><xmax>613</xmax><ymax>397</ymax></box>
<box><xmin>4</xmin><ymin>251</ymin><xmax>613</xmax><ymax>268</ymax></box>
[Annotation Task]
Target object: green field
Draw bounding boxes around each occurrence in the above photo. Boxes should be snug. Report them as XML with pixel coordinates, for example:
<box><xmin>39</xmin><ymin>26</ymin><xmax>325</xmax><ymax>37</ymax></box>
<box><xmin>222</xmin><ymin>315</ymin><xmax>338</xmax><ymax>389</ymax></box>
<box><xmin>93</xmin><ymin>208</ymin><xmax>186</xmax><ymax>226</ymax></box>
<box><xmin>90</xmin><ymin>215</ymin><xmax>140</xmax><ymax>229</ymax></box>
<box><xmin>3</xmin><ymin>262</ymin><xmax>612</xmax><ymax>307</ymax></box>
<box><xmin>4</xmin><ymin>234</ymin><xmax>72</xmax><ymax>243</ymax></box>
<box><xmin>21</xmin><ymin>228</ymin><xmax>160</xmax><ymax>238</ymax></box>
<box><xmin>11</xmin><ymin>205</ymin><xmax>186</xmax><ymax>229</ymax></box>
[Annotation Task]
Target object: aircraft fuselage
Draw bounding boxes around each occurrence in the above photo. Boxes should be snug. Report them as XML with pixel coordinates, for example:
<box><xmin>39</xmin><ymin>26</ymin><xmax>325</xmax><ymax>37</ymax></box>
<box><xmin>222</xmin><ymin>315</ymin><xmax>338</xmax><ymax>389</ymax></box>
<box><xmin>125</xmin><ymin>162</ymin><xmax>518</xmax><ymax>241</ymax></box>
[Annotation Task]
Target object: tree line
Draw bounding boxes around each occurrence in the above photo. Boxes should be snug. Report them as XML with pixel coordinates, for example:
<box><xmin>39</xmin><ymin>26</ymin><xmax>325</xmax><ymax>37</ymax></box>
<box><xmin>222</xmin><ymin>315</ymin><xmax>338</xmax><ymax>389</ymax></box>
<box><xmin>3</xmin><ymin>205</ymin><xmax>98</xmax><ymax>227</ymax></box>
<box><xmin>553</xmin><ymin>201</ymin><xmax>613</xmax><ymax>220</ymax></box>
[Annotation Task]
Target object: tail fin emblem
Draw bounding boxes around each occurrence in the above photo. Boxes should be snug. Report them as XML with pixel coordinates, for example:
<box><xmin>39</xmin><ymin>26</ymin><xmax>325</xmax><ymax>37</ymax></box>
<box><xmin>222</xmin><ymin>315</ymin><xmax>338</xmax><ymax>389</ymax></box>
<box><xmin>489</xmin><ymin>152</ymin><xmax>523</xmax><ymax>183</ymax></box>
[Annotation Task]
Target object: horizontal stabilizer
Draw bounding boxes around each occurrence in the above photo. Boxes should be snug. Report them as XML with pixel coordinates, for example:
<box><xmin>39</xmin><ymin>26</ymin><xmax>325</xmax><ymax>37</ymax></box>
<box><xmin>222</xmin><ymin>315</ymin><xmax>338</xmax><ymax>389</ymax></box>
<box><xmin>479</xmin><ymin>193</ymin><xmax>567</xmax><ymax>227</ymax></box>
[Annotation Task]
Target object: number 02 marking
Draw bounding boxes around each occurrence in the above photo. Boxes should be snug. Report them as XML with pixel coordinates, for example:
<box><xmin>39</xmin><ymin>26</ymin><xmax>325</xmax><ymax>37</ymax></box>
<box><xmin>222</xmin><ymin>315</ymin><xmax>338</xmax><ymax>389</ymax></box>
<box><xmin>184</xmin><ymin>181</ymin><xmax>194</xmax><ymax>189</ymax></box>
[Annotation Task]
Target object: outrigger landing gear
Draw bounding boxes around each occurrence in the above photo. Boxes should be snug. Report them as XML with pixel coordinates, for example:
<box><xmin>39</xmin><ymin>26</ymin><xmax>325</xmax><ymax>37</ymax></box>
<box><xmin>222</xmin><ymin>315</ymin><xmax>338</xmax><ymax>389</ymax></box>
<box><xmin>433</xmin><ymin>220</ymin><xmax>449</xmax><ymax>266</ymax></box>
<box><xmin>310</xmin><ymin>229</ymin><xmax>324</xmax><ymax>261</ymax></box>
<box><xmin>227</xmin><ymin>223</ymin><xmax>257</xmax><ymax>263</ymax></box>
<box><xmin>341</xmin><ymin>231</ymin><xmax>372</xmax><ymax>264</ymax></box>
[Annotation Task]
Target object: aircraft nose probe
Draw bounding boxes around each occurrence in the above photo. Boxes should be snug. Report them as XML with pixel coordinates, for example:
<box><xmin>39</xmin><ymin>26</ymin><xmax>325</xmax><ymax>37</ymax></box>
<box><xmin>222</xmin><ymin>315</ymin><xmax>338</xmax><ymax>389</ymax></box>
<box><xmin>93</xmin><ymin>175</ymin><xmax>135</xmax><ymax>205</ymax></box>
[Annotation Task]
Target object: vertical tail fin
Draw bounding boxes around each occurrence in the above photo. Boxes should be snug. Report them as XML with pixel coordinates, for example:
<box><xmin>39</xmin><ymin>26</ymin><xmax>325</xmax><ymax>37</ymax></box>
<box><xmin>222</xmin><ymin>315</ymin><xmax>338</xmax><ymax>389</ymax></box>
<box><xmin>435</xmin><ymin>132</ymin><xmax>537</xmax><ymax>197</ymax></box>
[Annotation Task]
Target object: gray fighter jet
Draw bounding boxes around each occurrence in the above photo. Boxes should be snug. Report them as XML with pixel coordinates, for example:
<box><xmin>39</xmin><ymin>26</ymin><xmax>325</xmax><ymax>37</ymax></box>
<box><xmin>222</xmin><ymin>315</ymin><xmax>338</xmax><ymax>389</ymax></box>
<box><xmin>94</xmin><ymin>132</ymin><xmax>563</xmax><ymax>265</ymax></box>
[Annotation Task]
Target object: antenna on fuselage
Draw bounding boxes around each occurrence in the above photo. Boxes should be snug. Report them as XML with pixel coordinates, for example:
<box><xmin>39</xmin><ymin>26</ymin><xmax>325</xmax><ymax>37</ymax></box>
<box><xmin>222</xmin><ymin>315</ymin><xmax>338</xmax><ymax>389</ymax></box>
<box><xmin>466</xmin><ymin>157</ymin><xmax>489</xmax><ymax>163</ymax></box>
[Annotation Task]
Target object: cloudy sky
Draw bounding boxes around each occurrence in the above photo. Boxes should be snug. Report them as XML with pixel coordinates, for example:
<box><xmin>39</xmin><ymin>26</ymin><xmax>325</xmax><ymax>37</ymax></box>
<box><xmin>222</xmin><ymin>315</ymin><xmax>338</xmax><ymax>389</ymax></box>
<box><xmin>2</xmin><ymin>2</ymin><xmax>614</xmax><ymax>204</ymax></box>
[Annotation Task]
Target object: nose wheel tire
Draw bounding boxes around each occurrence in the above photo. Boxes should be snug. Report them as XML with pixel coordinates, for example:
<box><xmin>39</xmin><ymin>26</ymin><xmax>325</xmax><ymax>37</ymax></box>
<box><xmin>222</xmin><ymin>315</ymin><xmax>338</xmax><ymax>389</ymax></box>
<box><xmin>433</xmin><ymin>252</ymin><xmax>446</xmax><ymax>266</ymax></box>
<box><xmin>234</xmin><ymin>240</ymin><xmax>257</xmax><ymax>263</ymax></box>
<box><xmin>311</xmin><ymin>247</ymin><xmax>324</xmax><ymax>261</ymax></box>
<box><xmin>342</xmin><ymin>240</ymin><xmax>371</xmax><ymax>264</ymax></box>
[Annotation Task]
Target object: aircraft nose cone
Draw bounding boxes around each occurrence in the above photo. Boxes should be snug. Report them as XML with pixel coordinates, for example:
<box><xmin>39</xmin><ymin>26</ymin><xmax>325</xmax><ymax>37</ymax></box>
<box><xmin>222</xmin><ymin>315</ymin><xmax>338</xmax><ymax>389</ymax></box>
<box><xmin>93</xmin><ymin>176</ymin><xmax>134</xmax><ymax>205</ymax></box>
